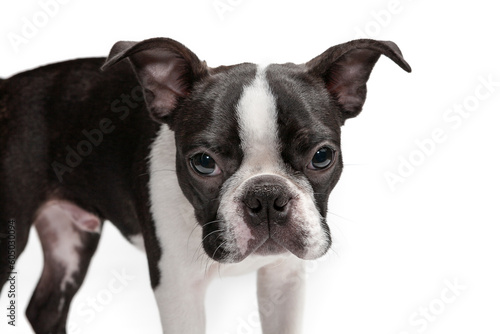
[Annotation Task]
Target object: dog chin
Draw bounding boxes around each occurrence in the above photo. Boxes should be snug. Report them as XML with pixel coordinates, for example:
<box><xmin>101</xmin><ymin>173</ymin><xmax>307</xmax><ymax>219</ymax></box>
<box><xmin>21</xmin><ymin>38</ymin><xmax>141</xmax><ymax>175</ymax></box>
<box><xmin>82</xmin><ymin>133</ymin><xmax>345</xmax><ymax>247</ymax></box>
<box><xmin>202</xmin><ymin>236</ymin><xmax>281</xmax><ymax>263</ymax></box>
<box><xmin>257</xmin><ymin>236</ymin><xmax>331</xmax><ymax>261</ymax></box>
<box><xmin>254</xmin><ymin>238</ymin><xmax>288</xmax><ymax>256</ymax></box>
<box><xmin>204</xmin><ymin>235</ymin><xmax>330</xmax><ymax>263</ymax></box>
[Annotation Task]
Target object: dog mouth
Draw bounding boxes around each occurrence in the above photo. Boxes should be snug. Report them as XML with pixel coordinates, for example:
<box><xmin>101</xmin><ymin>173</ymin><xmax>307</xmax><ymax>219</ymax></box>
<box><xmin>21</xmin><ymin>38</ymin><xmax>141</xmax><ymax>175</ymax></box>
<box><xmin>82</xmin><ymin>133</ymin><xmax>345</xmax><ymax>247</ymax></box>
<box><xmin>202</xmin><ymin>230</ymin><xmax>285</xmax><ymax>263</ymax></box>
<box><xmin>201</xmin><ymin>217</ymin><xmax>331</xmax><ymax>263</ymax></box>
<box><xmin>254</xmin><ymin>238</ymin><xmax>288</xmax><ymax>256</ymax></box>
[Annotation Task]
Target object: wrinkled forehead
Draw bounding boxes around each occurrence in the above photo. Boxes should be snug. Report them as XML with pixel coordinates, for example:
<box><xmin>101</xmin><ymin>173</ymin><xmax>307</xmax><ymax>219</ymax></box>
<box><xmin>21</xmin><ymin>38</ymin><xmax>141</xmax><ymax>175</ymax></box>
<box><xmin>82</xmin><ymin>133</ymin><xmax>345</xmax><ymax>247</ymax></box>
<box><xmin>175</xmin><ymin>62</ymin><xmax>340</xmax><ymax>159</ymax></box>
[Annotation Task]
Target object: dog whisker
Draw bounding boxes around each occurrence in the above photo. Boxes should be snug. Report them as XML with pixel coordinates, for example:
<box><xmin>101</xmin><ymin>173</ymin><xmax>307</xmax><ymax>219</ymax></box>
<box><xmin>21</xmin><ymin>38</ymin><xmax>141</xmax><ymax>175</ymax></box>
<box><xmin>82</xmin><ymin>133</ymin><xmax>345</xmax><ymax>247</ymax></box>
<box><xmin>193</xmin><ymin>228</ymin><xmax>225</xmax><ymax>265</ymax></box>
<box><xmin>186</xmin><ymin>220</ymin><xmax>223</xmax><ymax>248</ymax></box>
<box><xmin>327</xmin><ymin>211</ymin><xmax>356</xmax><ymax>223</ymax></box>
<box><xmin>217</xmin><ymin>260</ymin><xmax>225</xmax><ymax>279</ymax></box>
<box><xmin>201</xmin><ymin>220</ymin><xmax>223</xmax><ymax>228</ymax></box>
<box><xmin>208</xmin><ymin>241</ymin><xmax>228</xmax><ymax>276</ymax></box>
<box><xmin>343</xmin><ymin>163</ymin><xmax>368</xmax><ymax>166</ymax></box>
<box><xmin>200</xmin><ymin>229</ymin><xmax>224</xmax><ymax>244</ymax></box>
<box><xmin>148</xmin><ymin>168</ymin><xmax>176</xmax><ymax>175</ymax></box>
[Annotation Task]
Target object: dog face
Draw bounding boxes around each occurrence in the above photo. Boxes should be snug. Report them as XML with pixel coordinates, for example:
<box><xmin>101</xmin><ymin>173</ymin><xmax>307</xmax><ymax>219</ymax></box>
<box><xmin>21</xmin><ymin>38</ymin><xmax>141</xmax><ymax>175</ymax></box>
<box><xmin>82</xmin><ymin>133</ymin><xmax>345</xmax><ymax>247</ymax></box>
<box><xmin>102</xmin><ymin>38</ymin><xmax>411</xmax><ymax>263</ymax></box>
<box><xmin>174</xmin><ymin>64</ymin><xmax>341</xmax><ymax>262</ymax></box>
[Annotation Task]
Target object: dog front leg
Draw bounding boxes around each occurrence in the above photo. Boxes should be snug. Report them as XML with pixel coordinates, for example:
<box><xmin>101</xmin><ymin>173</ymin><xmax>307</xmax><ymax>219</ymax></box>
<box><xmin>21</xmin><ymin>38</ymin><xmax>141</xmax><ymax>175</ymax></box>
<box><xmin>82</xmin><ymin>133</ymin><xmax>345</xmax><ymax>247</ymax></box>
<box><xmin>153</xmin><ymin>263</ymin><xmax>208</xmax><ymax>334</ymax></box>
<box><xmin>257</xmin><ymin>257</ymin><xmax>306</xmax><ymax>334</ymax></box>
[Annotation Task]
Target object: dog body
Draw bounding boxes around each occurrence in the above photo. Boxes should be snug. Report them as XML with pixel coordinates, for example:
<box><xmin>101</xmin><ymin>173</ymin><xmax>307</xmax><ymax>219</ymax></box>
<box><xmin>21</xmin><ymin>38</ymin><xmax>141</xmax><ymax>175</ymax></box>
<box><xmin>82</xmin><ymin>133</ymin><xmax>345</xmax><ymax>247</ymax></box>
<box><xmin>0</xmin><ymin>38</ymin><xmax>410</xmax><ymax>333</ymax></box>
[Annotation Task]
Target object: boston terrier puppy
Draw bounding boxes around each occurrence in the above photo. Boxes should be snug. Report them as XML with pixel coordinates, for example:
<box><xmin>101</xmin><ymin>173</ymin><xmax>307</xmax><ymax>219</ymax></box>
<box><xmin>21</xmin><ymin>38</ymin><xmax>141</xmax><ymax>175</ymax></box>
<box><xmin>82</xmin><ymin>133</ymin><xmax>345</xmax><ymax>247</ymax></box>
<box><xmin>0</xmin><ymin>37</ymin><xmax>410</xmax><ymax>333</ymax></box>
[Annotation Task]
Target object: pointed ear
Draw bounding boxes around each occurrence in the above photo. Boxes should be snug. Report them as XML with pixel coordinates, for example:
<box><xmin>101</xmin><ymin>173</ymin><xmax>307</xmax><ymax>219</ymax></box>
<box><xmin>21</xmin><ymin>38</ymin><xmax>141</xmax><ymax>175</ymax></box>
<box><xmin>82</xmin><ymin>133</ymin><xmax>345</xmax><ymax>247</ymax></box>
<box><xmin>101</xmin><ymin>37</ymin><xmax>208</xmax><ymax>124</ymax></box>
<box><xmin>306</xmin><ymin>39</ymin><xmax>411</xmax><ymax>124</ymax></box>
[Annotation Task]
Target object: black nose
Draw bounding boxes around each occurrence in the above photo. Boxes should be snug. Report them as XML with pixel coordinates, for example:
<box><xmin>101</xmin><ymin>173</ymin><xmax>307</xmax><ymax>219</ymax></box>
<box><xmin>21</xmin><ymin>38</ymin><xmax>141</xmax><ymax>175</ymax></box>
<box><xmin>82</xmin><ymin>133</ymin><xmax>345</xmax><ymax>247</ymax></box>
<box><xmin>242</xmin><ymin>176</ymin><xmax>292</xmax><ymax>226</ymax></box>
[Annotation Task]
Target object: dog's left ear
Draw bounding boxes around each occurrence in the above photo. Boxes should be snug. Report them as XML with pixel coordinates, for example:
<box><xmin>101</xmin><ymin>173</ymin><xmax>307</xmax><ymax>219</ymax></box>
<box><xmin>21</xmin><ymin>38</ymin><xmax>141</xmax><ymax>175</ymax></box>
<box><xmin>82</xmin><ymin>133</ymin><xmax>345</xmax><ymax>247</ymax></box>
<box><xmin>306</xmin><ymin>39</ymin><xmax>411</xmax><ymax>124</ymax></box>
<box><xmin>102</xmin><ymin>37</ymin><xmax>208</xmax><ymax>124</ymax></box>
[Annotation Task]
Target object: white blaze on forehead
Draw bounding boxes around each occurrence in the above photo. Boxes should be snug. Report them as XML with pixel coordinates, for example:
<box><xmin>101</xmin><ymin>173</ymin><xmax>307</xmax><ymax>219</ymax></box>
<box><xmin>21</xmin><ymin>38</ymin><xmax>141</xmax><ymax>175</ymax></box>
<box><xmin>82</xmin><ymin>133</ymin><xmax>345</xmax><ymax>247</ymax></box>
<box><xmin>236</xmin><ymin>65</ymin><xmax>280</xmax><ymax>167</ymax></box>
<box><xmin>220</xmin><ymin>65</ymin><xmax>281</xmax><ymax>256</ymax></box>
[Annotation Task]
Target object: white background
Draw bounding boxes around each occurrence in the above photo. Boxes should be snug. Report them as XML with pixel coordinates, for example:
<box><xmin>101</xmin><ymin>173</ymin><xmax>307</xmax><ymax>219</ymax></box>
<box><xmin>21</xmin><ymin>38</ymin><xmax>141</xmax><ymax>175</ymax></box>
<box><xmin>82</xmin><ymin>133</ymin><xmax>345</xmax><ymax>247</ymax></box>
<box><xmin>1</xmin><ymin>0</ymin><xmax>499</xmax><ymax>333</ymax></box>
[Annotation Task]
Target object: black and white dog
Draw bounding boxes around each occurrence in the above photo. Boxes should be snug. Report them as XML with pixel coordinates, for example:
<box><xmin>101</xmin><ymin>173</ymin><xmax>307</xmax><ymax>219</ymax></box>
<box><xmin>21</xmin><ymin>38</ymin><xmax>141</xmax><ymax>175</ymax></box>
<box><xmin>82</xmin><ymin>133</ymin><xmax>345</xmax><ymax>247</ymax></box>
<box><xmin>0</xmin><ymin>38</ymin><xmax>410</xmax><ymax>333</ymax></box>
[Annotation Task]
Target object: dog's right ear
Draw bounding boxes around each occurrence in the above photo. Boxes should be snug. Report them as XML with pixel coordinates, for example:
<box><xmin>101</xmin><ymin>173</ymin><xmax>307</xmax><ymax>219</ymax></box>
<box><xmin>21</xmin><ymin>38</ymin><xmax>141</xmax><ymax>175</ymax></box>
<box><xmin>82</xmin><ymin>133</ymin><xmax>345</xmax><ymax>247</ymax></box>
<box><xmin>306</xmin><ymin>39</ymin><xmax>411</xmax><ymax>125</ymax></box>
<box><xmin>102</xmin><ymin>37</ymin><xmax>208</xmax><ymax>124</ymax></box>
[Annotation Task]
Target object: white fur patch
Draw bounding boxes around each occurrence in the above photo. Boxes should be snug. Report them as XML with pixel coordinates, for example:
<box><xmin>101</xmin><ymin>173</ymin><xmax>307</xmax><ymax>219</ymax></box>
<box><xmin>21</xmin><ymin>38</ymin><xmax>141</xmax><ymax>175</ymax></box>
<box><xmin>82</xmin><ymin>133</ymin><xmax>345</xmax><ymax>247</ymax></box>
<box><xmin>237</xmin><ymin>65</ymin><xmax>281</xmax><ymax>169</ymax></box>
<box><xmin>232</xmin><ymin>218</ymin><xmax>254</xmax><ymax>255</ymax></box>
<box><xmin>148</xmin><ymin>126</ymin><xmax>205</xmax><ymax>270</ymax></box>
<box><xmin>149</xmin><ymin>125</ymin><xmax>214</xmax><ymax>332</ymax></box>
<box><xmin>34</xmin><ymin>201</ymin><xmax>88</xmax><ymax>291</ymax></box>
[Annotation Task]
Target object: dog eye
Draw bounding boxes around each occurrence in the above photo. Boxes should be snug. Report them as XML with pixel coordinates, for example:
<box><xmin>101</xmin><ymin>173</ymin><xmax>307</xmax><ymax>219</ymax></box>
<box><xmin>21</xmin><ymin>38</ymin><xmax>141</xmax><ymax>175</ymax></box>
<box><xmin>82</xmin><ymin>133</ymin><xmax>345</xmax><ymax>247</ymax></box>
<box><xmin>308</xmin><ymin>147</ymin><xmax>335</xmax><ymax>170</ymax></box>
<box><xmin>190</xmin><ymin>153</ymin><xmax>221</xmax><ymax>176</ymax></box>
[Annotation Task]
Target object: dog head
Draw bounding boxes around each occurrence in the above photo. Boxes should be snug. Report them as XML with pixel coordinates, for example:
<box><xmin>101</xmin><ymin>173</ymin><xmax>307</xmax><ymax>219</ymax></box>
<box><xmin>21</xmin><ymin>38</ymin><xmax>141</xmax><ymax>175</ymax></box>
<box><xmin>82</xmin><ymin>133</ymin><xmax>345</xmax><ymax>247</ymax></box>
<box><xmin>102</xmin><ymin>38</ymin><xmax>411</xmax><ymax>263</ymax></box>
